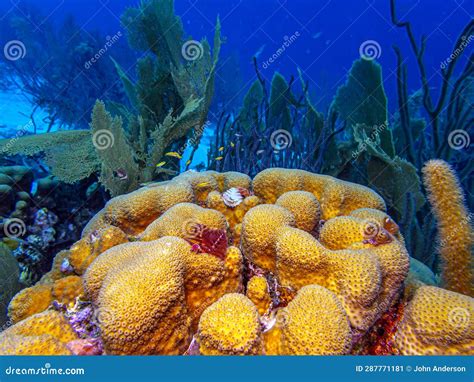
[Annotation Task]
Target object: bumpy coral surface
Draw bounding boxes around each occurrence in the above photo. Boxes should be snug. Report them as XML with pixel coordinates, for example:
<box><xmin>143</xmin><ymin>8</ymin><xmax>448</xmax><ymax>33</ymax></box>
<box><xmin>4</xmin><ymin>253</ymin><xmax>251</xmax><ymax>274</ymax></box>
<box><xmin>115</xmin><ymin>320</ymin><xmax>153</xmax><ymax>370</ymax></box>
<box><xmin>95</xmin><ymin>237</ymin><xmax>191</xmax><ymax>355</ymax></box>
<box><xmin>266</xmin><ymin>285</ymin><xmax>352</xmax><ymax>355</ymax></box>
<box><xmin>246</xmin><ymin>276</ymin><xmax>271</xmax><ymax>316</ymax></box>
<box><xmin>252</xmin><ymin>168</ymin><xmax>386</xmax><ymax>219</ymax></box>
<box><xmin>0</xmin><ymin>310</ymin><xmax>77</xmax><ymax>355</ymax></box>
<box><xmin>394</xmin><ymin>286</ymin><xmax>473</xmax><ymax>355</ymax></box>
<box><xmin>422</xmin><ymin>160</ymin><xmax>473</xmax><ymax>297</ymax></box>
<box><xmin>4</xmin><ymin>167</ymin><xmax>470</xmax><ymax>356</ymax></box>
<box><xmin>8</xmin><ymin>284</ymin><xmax>53</xmax><ymax>324</ymax></box>
<box><xmin>197</xmin><ymin>293</ymin><xmax>263</xmax><ymax>355</ymax></box>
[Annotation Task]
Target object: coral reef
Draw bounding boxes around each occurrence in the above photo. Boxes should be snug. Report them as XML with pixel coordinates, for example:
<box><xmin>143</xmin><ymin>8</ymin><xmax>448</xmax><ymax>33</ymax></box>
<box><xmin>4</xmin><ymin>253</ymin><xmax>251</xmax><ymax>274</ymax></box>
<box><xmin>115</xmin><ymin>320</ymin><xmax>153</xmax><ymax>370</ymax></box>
<box><xmin>422</xmin><ymin>160</ymin><xmax>473</xmax><ymax>296</ymax></box>
<box><xmin>197</xmin><ymin>293</ymin><xmax>263</xmax><ymax>355</ymax></box>
<box><xmin>2</xmin><ymin>168</ymin><xmax>472</xmax><ymax>356</ymax></box>
<box><xmin>246</xmin><ymin>276</ymin><xmax>271</xmax><ymax>316</ymax></box>
<box><xmin>394</xmin><ymin>286</ymin><xmax>473</xmax><ymax>355</ymax></box>
<box><xmin>0</xmin><ymin>310</ymin><xmax>77</xmax><ymax>355</ymax></box>
<box><xmin>264</xmin><ymin>285</ymin><xmax>352</xmax><ymax>355</ymax></box>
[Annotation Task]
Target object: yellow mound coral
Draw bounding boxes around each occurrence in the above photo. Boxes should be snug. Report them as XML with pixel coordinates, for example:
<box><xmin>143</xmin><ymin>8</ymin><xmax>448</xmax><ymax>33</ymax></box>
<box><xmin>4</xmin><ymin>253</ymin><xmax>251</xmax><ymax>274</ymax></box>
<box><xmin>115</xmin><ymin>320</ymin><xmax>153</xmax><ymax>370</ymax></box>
<box><xmin>275</xmin><ymin>191</ymin><xmax>321</xmax><ymax>231</ymax></box>
<box><xmin>394</xmin><ymin>286</ymin><xmax>474</xmax><ymax>355</ymax></box>
<box><xmin>83</xmin><ymin>170</ymin><xmax>251</xmax><ymax>237</ymax></box>
<box><xmin>138</xmin><ymin>202</ymin><xmax>228</xmax><ymax>242</ymax></box>
<box><xmin>184</xmin><ymin>245</ymin><xmax>243</xmax><ymax>331</ymax></box>
<box><xmin>83</xmin><ymin>180</ymin><xmax>195</xmax><ymax>235</ymax></box>
<box><xmin>246</xmin><ymin>276</ymin><xmax>271</xmax><ymax>315</ymax></box>
<box><xmin>5</xmin><ymin>168</ymin><xmax>417</xmax><ymax>355</ymax></box>
<box><xmin>51</xmin><ymin>276</ymin><xmax>84</xmax><ymax>306</ymax></box>
<box><xmin>206</xmin><ymin>191</ymin><xmax>260</xmax><ymax>236</ymax></box>
<box><xmin>197</xmin><ymin>293</ymin><xmax>262</xmax><ymax>355</ymax></box>
<box><xmin>0</xmin><ymin>310</ymin><xmax>77</xmax><ymax>355</ymax></box>
<box><xmin>241</xmin><ymin>204</ymin><xmax>295</xmax><ymax>272</ymax></box>
<box><xmin>69</xmin><ymin>226</ymin><xmax>128</xmax><ymax>275</ymax></box>
<box><xmin>9</xmin><ymin>275</ymin><xmax>85</xmax><ymax>323</ymax></box>
<box><xmin>38</xmin><ymin>249</ymin><xmax>70</xmax><ymax>284</ymax></box>
<box><xmin>0</xmin><ymin>334</ymin><xmax>72</xmax><ymax>355</ymax></box>
<box><xmin>85</xmin><ymin>237</ymin><xmax>243</xmax><ymax>333</ymax></box>
<box><xmin>2</xmin><ymin>310</ymin><xmax>76</xmax><ymax>342</ymax></box>
<box><xmin>275</xmin><ymin>225</ymin><xmax>409</xmax><ymax>332</ymax></box>
<box><xmin>252</xmin><ymin>168</ymin><xmax>386</xmax><ymax>219</ymax></box>
<box><xmin>422</xmin><ymin>160</ymin><xmax>473</xmax><ymax>296</ymax></box>
<box><xmin>8</xmin><ymin>284</ymin><xmax>53</xmax><ymax>324</ymax></box>
<box><xmin>210</xmin><ymin>171</ymin><xmax>251</xmax><ymax>192</ymax></box>
<box><xmin>96</xmin><ymin>237</ymin><xmax>191</xmax><ymax>355</ymax></box>
<box><xmin>265</xmin><ymin>285</ymin><xmax>352</xmax><ymax>355</ymax></box>
<box><xmin>319</xmin><ymin>212</ymin><xmax>399</xmax><ymax>250</ymax></box>
<box><xmin>83</xmin><ymin>241</ymin><xmax>153</xmax><ymax>302</ymax></box>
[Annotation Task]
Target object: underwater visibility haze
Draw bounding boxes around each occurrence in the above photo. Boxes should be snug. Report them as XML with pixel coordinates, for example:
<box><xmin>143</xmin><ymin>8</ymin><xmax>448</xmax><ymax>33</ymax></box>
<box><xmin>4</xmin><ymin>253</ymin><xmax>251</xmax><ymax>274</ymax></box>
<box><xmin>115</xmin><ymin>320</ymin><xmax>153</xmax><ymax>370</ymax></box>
<box><xmin>0</xmin><ymin>0</ymin><xmax>472</xmax><ymax>359</ymax></box>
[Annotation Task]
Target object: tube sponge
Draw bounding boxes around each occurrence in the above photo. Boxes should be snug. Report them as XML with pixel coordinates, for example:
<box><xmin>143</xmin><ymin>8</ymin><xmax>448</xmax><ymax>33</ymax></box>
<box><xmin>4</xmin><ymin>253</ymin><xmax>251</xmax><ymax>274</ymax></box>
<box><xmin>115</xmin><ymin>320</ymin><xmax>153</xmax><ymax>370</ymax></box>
<box><xmin>422</xmin><ymin>160</ymin><xmax>473</xmax><ymax>296</ymax></box>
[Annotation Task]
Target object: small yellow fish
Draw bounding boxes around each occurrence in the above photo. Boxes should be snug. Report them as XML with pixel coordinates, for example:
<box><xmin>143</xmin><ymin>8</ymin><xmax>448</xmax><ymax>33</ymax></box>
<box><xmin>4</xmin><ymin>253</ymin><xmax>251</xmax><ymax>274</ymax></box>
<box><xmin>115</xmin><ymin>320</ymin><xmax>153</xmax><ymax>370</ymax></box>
<box><xmin>215</xmin><ymin>156</ymin><xmax>223</xmax><ymax>161</ymax></box>
<box><xmin>230</xmin><ymin>142</ymin><xmax>235</xmax><ymax>148</ymax></box>
<box><xmin>165</xmin><ymin>152</ymin><xmax>182</xmax><ymax>159</ymax></box>
<box><xmin>218</xmin><ymin>146</ymin><xmax>224</xmax><ymax>152</ymax></box>
<box><xmin>196</xmin><ymin>182</ymin><xmax>210</xmax><ymax>188</ymax></box>
<box><xmin>156</xmin><ymin>161</ymin><xmax>167</xmax><ymax>167</ymax></box>
<box><xmin>185</xmin><ymin>159</ymin><xmax>191</xmax><ymax>165</ymax></box>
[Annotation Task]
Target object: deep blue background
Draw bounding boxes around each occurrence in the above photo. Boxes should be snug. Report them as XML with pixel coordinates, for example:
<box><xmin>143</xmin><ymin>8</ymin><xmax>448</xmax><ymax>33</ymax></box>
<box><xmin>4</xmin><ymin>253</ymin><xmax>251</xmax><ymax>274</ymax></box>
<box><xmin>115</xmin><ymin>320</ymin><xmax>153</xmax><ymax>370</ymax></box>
<box><xmin>0</xmin><ymin>0</ymin><xmax>473</xmax><ymax>114</ymax></box>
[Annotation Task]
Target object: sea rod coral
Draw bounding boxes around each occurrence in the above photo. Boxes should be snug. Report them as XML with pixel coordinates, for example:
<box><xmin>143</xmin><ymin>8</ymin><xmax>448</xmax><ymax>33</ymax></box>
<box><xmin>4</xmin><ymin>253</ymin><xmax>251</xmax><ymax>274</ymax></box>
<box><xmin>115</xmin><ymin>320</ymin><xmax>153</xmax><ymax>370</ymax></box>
<box><xmin>1</xmin><ymin>167</ymin><xmax>472</xmax><ymax>356</ymax></box>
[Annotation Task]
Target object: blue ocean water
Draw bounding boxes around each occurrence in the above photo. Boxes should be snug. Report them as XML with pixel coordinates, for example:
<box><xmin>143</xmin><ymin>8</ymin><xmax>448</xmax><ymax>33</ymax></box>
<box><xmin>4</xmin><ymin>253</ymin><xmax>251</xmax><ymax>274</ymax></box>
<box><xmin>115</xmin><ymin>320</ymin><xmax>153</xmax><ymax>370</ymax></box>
<box><xmin>1</xmin><ymin>0</ymin><xmax>472</xmax><ymax>113</ymax></box>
